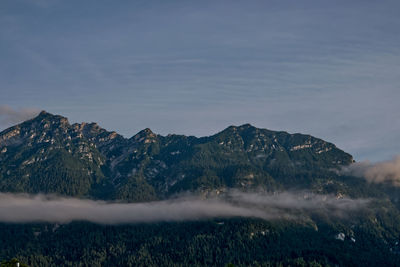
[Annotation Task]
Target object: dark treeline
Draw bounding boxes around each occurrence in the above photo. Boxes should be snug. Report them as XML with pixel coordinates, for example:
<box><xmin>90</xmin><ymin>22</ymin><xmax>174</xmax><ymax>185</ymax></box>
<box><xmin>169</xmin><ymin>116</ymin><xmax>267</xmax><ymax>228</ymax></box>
<box><xmin>1</xmin><ymin>218</ymin><xmax>399</xmax><ymax>267</ymax></box>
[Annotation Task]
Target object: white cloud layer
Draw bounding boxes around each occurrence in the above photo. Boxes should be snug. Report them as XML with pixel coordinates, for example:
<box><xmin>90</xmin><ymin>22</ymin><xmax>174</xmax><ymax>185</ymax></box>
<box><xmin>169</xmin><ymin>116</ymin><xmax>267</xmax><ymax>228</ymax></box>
<box><xmin>0</xmin><ymin>191</ymin><xmax>369</xmax><ymax>224</ymax></box>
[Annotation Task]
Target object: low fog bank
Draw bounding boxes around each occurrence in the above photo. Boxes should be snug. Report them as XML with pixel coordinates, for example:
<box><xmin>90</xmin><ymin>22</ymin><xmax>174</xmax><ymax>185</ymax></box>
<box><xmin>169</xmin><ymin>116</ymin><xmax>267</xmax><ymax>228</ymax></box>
<box><xmin>0</xmin><ymin>191</ymin><xmax>369</xmax><ymax>224</ymax></box>
<box><xmin>341</xmin><ymin>155</ymin><xmax>400</xmax><ymax>186</ymax></box>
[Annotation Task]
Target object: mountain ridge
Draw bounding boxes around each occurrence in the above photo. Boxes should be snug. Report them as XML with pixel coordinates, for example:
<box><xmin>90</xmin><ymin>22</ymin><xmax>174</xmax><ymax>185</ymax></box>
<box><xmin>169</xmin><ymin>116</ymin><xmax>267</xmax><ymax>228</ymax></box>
<box><xmin>0</xmin><ymin>111</ymin><xmax>353</xmax><ymax>201</ymax></box>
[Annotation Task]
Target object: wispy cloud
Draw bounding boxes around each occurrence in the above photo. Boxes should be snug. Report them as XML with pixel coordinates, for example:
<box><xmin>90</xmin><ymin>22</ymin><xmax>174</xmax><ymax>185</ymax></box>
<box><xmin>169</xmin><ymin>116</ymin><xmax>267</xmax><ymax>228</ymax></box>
<box><xmin>341</xmin><ymin>156</ymin><xmax>400</xmax><ymax>186</ymax></box>
<box><xmin>0</xmin><ymin>191</ymin><xmax>369</xmax><ymax>224</ymax></box>
<box><xmin>0</xmin><ymin>105</ymin><xmax>40</xmax><ymax>126</ymax></box>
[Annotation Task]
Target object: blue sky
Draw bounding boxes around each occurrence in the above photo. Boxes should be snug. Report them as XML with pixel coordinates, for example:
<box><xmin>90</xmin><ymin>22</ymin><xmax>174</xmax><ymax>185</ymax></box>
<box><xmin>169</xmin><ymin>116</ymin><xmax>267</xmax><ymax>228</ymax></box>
<box><xmin>1</xmin><ymin>0</ymin><xmax>399</xmax><ymax>161</ymax></box>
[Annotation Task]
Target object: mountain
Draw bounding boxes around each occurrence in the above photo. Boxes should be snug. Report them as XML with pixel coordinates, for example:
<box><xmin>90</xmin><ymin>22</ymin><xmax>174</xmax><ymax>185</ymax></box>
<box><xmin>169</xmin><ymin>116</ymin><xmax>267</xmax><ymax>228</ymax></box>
<box><xmin>0</xmin><ymin>111</ymin><xmax>353</xmax><ymax>201</ymax></box>
<box><xmin>1</xmin><ymin>111</ymin><xmax>400</xmax><ymax>266</ymax></box>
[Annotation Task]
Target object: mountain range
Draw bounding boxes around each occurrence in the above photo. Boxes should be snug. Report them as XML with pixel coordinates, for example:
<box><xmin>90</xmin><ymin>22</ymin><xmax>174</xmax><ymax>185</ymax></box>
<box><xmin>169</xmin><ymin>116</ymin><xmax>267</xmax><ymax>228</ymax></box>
<box><xmin>0</xmin><ymin>111</ymin><xmax>399</xmax><ymax>266</ymax></box>
<box><xmin>0</xmin><ymin>111</ymin><xmax>354</xmax><ymax>201</ymax></box>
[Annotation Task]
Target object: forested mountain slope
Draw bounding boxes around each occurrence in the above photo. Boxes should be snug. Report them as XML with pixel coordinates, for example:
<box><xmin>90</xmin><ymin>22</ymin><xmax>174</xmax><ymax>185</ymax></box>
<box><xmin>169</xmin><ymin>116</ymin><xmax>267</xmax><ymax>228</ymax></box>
<box><xmin>0</xmin><ymin>111</ymin><xmax>354</xmax><ymax>200</ymax></box>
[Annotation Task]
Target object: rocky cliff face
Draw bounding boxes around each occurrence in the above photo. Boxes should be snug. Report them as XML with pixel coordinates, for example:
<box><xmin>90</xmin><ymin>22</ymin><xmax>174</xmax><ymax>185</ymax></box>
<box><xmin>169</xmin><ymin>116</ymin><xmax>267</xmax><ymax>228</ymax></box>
<box><xmin>0</xmin><ymin>111</ymin><xmax>353</xmax><ymax>201</ymax></box>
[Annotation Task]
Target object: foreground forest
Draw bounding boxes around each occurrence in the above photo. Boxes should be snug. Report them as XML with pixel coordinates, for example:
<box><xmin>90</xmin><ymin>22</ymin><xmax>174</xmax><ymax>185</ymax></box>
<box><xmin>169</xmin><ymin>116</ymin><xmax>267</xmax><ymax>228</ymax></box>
<box><xmin>2</xmin><ymin>218</ymin><xmax>400</xmax><ymax>266</ymax></box>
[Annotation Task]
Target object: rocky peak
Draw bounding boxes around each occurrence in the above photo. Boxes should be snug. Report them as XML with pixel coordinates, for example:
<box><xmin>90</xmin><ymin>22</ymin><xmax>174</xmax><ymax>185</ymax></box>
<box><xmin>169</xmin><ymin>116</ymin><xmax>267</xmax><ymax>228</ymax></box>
<box><xmin>131</xmin><ymin>128</ymin><xmax>157</xmax><ymax>143</ymax></box>
<box><xmin>0</xmin><ymin>111</ymin><xmax>71</xmax><ymax>147</ymax></box>
<box><xmin>134</xmin><ymin>128</ymin><xmax>155</xmax><ymax>137</ymax></box>
<box><xmin>219</xmin><ymin>124</ymin><xmax>257</xmax><ymax>134</ymax></box>
<box><xmin>213</xmin><ymin>124</ymin><xmax>260</xmax><ymax>141</ymax></box>
<box><xmin>75</xmin><ymin>122</ymin><xmax>102</xmax><ymax>135</ymax></box>
<box><xmin>143</xmin><ymin>128</ymin><xmax>154</xmax><ymax>135</ymax></box>
<box><xmin>237</xmin><ymin>123</ymin><xmax>255</xmax><ymax>129</ymax></box>
<box><xmin>30</xmin><ymin>110</ymin><xmax>69</xmax><ymax>128</ymax></box>
<box><xmin>68</xmin><ymin>122</ymin><xmax>125</xmax><ymax>150</ymax></box>
<box><xmin>38</xmin><ymin>110</ymin><xmax>48</xmax><ymax>116</ymax></box>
